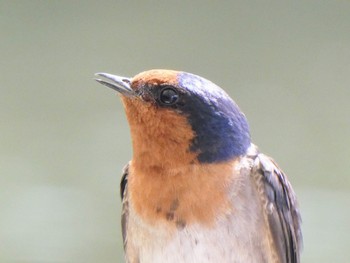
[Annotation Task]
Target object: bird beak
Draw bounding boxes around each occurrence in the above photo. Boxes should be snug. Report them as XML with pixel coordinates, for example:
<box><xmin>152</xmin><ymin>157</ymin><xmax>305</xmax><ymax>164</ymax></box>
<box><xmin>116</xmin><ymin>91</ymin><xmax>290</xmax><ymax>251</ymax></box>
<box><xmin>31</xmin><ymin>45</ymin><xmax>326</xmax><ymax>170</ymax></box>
<box><xmin>94</xmin><ymin>73</ymin><xmax>135</xmax><ymax>97</ymax></box>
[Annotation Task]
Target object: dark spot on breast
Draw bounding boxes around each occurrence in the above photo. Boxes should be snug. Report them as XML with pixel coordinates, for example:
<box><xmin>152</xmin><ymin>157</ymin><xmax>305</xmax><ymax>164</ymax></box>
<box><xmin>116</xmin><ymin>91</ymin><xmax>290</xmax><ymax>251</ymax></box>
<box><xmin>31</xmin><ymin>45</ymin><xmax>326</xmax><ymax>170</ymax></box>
<box><xmin>149</xmin><ymin>165</ymin><xmax>163</xmax><ymax>173</ymax></box>
<box><xmin>170</xmin><ymin>198</ymin><xmax>179</xmax><ymax>211</ymax></box>
<box><xmin>156</xmin><ymin>207</ymin><xmax>162</xmax><ymax>213</ymax></box>
<box><xmin>176</xmin><ymin>219</ymin><xmax>186</xmax><ymax>230</ymax></box>
<box><xmin>194</xmin><ymin>239</ymin><xmax>199</xmax><ymax>245</ymax></box>
<box><xmin>166</xmin><ymin>212</ymin><xmax>174</xmax><ymax>221</ymax></box>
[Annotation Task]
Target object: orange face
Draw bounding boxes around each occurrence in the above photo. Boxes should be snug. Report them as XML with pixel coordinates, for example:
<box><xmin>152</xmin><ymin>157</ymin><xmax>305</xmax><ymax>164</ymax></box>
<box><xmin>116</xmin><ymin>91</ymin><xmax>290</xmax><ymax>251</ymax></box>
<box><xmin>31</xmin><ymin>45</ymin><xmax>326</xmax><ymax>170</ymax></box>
<box><xmin>121</xmin><ymin>70</ymin><xmax>198</xmax><ymax>172</ymax></box>
<box><xmin>95</xmin><ymin>69</ymin><xmax>250</xmax><ymax>165</ymax></box>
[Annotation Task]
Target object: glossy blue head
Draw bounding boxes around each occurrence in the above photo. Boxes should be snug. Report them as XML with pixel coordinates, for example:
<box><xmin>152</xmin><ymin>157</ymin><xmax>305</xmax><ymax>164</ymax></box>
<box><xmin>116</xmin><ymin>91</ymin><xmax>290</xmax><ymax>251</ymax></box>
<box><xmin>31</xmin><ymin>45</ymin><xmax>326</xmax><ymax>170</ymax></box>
<box><xmin>177</xmin><ymin>72</ymin><xmax>251</xmax><ymax>163</ymax></box>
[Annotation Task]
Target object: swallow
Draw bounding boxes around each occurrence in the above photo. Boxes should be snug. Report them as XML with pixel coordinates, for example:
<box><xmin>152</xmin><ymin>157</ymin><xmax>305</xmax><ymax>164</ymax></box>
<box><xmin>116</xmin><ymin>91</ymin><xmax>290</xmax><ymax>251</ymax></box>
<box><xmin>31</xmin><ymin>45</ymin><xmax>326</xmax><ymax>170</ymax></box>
<box><xmin>95</xmin><ymin>70</ymin><xmax>302</xmax><ymax>263</ymax></box>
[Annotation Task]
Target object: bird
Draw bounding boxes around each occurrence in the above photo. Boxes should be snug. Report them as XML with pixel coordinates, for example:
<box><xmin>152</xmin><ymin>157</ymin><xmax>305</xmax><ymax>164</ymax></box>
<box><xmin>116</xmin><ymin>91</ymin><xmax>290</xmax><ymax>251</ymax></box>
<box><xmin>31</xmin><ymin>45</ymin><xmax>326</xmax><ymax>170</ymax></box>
<box><xmin>94</xmin><ymin>69</ymin><xmax>302</xmax><ymax>263</ymax></box>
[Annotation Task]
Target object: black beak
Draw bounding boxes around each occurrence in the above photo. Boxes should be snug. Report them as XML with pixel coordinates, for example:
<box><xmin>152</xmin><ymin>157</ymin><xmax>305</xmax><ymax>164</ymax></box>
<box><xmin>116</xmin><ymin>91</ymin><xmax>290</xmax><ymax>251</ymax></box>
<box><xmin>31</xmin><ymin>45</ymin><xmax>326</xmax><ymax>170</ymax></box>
<box><xmin>94</xmin><ymin>73</ymin><xmax>135</xmax><ymax>97</ymax></box>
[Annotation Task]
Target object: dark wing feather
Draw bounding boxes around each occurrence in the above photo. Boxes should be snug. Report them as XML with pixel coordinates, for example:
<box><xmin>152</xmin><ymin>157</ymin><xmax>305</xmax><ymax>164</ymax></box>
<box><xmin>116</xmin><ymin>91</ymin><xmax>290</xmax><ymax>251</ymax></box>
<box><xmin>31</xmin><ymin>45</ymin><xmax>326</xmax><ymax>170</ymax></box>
<box><xmin>120</xmin><ymin>163</ymin><xmax>129</xmax><ymax>199</ymax></box>
<box><xmin>249</xmin><ymin>146</ymin><xmax>302</xmax><ymax>263</ymax></box>
<box><xmin>120</xmin><ymin>162</ymin><xmax>130</xmax><ymax>248</ymax></box>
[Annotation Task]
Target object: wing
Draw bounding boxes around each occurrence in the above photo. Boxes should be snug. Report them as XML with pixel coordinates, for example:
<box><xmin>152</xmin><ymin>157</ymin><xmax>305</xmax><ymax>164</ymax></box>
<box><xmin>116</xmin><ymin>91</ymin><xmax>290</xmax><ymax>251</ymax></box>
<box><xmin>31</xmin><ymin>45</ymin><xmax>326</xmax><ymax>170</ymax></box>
<box><xmin>120</xmin><ymin>162</ymin><xmax>130</xmax><ymax>249</ymax></box>
<box><xmin>249</xmin><ymin>145</ymin><xmax>302</xmax><ymax>263</ymax></box>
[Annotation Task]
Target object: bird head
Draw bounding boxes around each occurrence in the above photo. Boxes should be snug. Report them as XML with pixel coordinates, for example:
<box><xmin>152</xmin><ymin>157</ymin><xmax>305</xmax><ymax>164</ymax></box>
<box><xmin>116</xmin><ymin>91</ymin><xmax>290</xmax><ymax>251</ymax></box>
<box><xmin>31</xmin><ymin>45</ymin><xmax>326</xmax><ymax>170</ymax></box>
<box><xmin>95</xmin><ymin>70</ymin><xmax>250</xmax><ymax>169</ymax></box>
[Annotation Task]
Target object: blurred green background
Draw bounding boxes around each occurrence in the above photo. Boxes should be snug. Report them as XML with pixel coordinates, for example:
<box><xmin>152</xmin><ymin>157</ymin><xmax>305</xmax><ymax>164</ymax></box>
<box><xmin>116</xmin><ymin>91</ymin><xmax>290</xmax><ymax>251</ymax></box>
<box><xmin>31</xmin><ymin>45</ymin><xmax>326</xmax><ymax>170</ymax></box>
<box><xmin>1</xmin><ymin>1</ymin><xmax>349</xmax><ymax>262</ymax></box>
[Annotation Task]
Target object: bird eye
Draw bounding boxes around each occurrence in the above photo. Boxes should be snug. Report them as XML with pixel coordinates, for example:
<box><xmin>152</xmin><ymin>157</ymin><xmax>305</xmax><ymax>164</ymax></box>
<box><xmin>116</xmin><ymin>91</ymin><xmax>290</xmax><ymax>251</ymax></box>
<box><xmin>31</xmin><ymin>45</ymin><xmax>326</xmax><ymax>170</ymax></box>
<box><xmin>159</xmin><ymin>87</ymin><xmax>179</xmax><ymax>105</ymax></box>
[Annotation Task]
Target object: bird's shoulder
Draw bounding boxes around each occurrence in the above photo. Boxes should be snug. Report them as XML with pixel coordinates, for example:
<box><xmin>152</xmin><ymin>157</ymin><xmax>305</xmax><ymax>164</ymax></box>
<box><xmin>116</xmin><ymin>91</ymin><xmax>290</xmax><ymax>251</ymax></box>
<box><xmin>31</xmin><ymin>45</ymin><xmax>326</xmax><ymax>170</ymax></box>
<box><xmin>244</xmin><ymin>144</ymin><xmax>303</xmax><ymax>263</ymax></box>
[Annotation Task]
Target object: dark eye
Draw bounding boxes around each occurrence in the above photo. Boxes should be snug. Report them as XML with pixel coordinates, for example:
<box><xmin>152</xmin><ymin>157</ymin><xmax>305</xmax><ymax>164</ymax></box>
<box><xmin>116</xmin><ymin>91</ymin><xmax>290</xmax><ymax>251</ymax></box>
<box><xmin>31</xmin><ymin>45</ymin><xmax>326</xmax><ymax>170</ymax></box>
<box><xmin>159</xmin><ymin>87</ymin><xmax>179</xmax><ymax>105</ymax></box>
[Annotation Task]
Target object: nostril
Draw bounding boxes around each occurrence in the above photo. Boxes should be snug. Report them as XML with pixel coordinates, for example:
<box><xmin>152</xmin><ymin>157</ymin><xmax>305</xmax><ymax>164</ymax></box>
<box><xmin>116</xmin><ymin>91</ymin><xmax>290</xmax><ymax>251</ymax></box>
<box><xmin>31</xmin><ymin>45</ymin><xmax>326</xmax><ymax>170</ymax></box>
<box><xmin>123</xmin><ymin>78</ymin><xmax>131</xmax><ymax>84</ymax></box>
